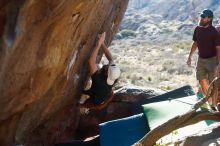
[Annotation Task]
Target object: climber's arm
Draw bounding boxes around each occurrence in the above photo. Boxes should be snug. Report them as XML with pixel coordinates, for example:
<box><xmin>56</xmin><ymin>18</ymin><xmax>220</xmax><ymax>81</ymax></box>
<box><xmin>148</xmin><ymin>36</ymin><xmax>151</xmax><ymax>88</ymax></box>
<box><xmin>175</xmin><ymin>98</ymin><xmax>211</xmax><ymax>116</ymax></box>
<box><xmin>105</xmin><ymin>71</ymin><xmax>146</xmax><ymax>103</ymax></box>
<box><xmin>101</xmin><ymin>43</ymin><xmax>113</xmax><ymax>64</ymax></box>
<box><xmin>88</xmin><ymin>32</ymin><xmax>106</xmax><ymax>75</ymax></box>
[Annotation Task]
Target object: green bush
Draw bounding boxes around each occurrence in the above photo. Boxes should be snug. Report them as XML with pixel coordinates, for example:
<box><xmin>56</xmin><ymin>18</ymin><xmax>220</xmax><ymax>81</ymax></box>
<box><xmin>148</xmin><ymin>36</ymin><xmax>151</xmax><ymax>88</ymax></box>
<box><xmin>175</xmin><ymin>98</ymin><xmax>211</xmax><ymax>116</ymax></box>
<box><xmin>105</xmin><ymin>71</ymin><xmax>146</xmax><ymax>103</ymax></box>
<box><xmin>120</xmin><ymin>29</ymin><xmax>136</xmax><ymax>38</ymax></box>
<box><xmin>161</xmin><ymin>86</ymin><xmax>172</xmax><ymax>91</ymax></box>
<box><xmin>171</xmin><ymin>41</ymin><xmax>191</xmax><ymax>51</ymax></box>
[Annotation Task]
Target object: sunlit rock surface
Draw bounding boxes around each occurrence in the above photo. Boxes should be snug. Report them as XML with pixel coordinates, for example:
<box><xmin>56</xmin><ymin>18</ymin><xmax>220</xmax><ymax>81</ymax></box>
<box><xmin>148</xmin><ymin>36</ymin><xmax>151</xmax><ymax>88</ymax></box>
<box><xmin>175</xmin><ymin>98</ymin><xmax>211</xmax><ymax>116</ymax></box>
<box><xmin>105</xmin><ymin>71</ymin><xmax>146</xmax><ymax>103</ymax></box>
<box><xmin>178</xmin><ymin>123</ymin><xmax>220</xmax><ymax>146</ymax></box>
<box><xmin>0</xmin><ymin>0</ymin><xmax>128</xmax><ymax>145</ymax></box>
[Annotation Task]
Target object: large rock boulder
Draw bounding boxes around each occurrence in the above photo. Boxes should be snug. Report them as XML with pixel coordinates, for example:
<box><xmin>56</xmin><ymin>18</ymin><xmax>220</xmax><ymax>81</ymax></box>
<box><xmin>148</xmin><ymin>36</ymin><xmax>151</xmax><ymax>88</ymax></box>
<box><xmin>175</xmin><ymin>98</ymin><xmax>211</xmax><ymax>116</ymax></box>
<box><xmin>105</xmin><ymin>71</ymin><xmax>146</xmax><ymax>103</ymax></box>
<box><xmin>0</xmin><ymin>0</ymin><xmax>128</xmax><ymax>145</ymax></box>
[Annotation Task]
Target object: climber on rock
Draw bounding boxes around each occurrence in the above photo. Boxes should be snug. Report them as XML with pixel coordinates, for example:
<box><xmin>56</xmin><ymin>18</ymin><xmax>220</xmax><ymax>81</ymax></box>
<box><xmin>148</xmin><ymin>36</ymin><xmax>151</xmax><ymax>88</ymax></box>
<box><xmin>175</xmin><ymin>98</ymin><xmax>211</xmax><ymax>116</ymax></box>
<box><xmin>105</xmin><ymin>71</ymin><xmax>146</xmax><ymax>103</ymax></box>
<box><xmin>79</xmin><ymin>32</ymin><xmax>121</xmax><ymax>110</ymax></box>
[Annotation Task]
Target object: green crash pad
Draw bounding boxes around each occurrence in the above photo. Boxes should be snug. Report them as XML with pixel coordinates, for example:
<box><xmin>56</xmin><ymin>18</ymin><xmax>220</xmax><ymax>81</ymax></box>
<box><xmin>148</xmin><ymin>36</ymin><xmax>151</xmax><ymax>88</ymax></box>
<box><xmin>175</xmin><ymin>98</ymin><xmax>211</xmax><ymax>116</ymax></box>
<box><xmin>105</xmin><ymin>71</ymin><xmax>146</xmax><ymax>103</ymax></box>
<box><xmin>142</xmin><ymin>96</ymin><xmax>198</xmax><ymax>130</ymax></box>
<box><xmin>132</xmin><ymin>85</ymin><xmax>195</xmax><ymax>114</ymax></box>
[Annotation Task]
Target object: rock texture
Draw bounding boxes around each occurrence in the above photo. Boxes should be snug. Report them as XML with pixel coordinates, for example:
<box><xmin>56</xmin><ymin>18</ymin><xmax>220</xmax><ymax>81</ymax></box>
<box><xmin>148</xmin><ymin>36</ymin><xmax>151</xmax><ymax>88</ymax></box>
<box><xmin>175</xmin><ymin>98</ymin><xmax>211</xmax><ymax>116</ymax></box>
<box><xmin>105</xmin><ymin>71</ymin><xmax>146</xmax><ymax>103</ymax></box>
<box><xmin>0</xmin><ymin>0</ymin><xmax>128</xmax><ymax>145</ymax></box>
<box><xmin>177</xmin><ymin>123</ymin><xmax>220</xmax><ymax>146</ymax></box>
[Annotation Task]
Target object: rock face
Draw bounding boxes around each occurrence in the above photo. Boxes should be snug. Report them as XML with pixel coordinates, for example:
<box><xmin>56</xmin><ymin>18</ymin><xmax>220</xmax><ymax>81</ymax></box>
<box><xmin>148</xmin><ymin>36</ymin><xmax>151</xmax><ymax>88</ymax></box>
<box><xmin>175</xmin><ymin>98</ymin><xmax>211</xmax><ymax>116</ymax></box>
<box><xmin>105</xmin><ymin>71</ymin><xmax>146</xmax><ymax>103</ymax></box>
<box><xmin>0</xmin><ymin>0</ymin><xmax>128</xmax><ymax>145</ymax></box>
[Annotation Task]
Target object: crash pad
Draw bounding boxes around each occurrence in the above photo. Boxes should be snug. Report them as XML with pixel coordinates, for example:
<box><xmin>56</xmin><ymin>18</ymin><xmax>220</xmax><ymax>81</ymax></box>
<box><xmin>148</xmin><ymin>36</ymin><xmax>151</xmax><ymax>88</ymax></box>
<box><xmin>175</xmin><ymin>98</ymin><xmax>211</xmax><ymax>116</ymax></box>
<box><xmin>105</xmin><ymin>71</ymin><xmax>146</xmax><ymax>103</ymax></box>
<box><xmin>132</xmin><ymin>85</ymin><xmax>195</xmax><ymax>114</ymax></box>
<box><xmin>142</xmin><ymin>96</ymin><xmax>198</xmax><ymax>130</ymax></box>
<box><xmin>99</xmin><ymin>113</ymin><xmax>149</xmax><ymax>146</ymax></box>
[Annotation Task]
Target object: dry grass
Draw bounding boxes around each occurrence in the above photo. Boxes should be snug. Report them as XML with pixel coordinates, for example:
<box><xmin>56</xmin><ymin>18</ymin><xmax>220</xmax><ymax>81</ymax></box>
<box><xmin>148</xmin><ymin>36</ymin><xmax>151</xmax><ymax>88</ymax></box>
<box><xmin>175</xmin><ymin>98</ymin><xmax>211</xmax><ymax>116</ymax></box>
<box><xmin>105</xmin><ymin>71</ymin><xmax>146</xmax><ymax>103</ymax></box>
<box><xmin>102</xmin><ymin>39</ymin><xmax>198</xmax><ymax>91</ymax></box>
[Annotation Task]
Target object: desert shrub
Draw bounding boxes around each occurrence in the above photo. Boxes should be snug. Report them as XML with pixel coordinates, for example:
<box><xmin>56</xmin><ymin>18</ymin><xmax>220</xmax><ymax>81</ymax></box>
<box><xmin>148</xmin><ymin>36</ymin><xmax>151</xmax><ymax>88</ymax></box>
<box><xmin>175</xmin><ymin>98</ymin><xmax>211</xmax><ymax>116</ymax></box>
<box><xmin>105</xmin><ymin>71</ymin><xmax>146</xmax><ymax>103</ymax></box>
<box><xmin>171</xmin><ymin>41</ymin><xmax>191</xmax><ymax>51</ymax></box>
<box><xmin>120</xmin><ymin>29</ymin><xmax>136</xmax><ymax>38</ymax></box>
<box><xmin>164</xmin><ymin>86</ymin><xmax>172</xmax><ymax>90</ymax></box>
<box><xmin>147</xmin><ymin>76</ymin><xmax>152</xmax><ymax>81</ymax></box>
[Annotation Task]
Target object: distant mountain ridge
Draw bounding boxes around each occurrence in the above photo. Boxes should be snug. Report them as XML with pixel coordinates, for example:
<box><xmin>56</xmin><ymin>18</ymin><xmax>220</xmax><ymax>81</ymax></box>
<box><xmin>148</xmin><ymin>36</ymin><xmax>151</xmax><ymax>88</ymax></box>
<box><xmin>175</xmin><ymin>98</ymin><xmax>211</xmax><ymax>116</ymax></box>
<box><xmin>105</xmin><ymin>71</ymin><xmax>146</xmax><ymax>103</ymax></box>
<box><xmin>117</xmin><ymin>0</ymin><xmax>220</xmax><ymax>43</ymax></box>
<box><xmin>128</xmin><ymin>0</ymin><xmax>220</xmax><ymax>21</ymax></box>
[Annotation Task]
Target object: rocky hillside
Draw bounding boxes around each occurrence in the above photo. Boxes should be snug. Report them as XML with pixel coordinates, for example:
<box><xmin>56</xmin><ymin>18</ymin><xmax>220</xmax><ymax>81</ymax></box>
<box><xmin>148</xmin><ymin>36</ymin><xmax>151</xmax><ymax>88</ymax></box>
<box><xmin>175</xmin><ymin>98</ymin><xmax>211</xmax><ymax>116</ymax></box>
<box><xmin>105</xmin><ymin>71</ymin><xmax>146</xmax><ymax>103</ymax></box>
<box><xmin>129</xmin><ymin>0</ymin><xmax>220</xmax><ymax>20</ymax></box>
<box><xmin>108</xmin><ymin>0</ymin><xmax>220</xmax><ymax>90</ymax></box>
<box><xmin>121</xmin><ymin>0</ymin><xmax>220</xmax><ymax>43</ymax></box>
